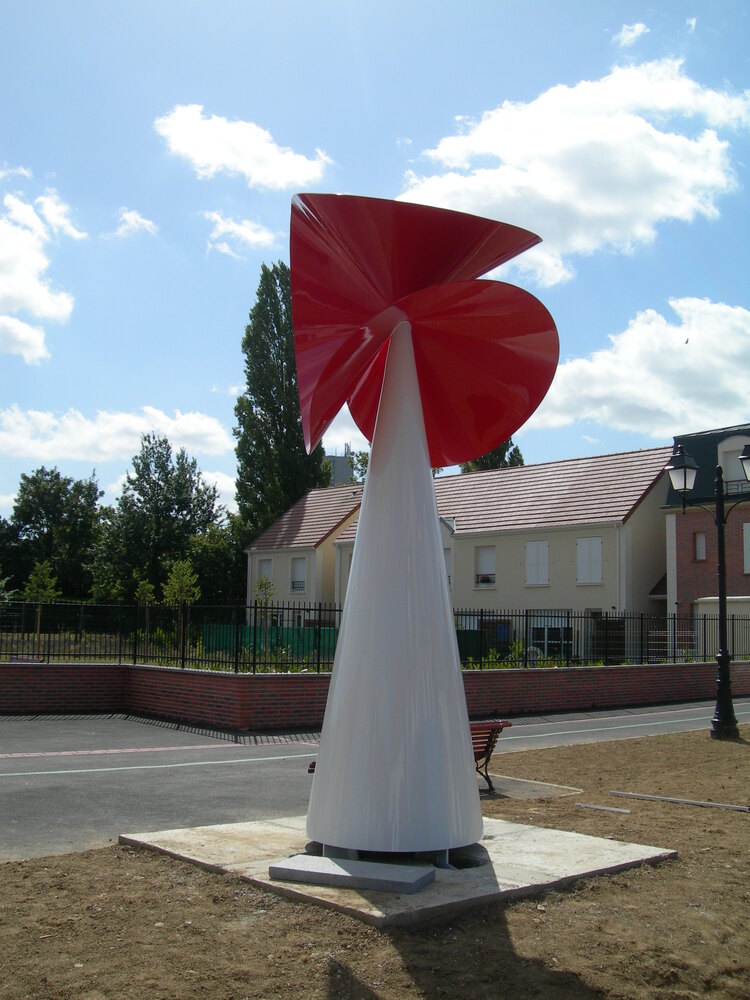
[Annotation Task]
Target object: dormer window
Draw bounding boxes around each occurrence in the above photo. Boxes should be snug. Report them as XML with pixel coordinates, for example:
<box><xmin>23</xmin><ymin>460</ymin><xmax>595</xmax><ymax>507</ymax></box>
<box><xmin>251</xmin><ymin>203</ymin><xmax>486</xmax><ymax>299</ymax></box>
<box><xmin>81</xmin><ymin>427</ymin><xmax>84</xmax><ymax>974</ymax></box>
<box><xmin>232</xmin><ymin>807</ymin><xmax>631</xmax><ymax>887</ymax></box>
<box><xmin>717</xmin><ymin>436</ymin><xmax>750</xmax><ymax>495</ymax></box>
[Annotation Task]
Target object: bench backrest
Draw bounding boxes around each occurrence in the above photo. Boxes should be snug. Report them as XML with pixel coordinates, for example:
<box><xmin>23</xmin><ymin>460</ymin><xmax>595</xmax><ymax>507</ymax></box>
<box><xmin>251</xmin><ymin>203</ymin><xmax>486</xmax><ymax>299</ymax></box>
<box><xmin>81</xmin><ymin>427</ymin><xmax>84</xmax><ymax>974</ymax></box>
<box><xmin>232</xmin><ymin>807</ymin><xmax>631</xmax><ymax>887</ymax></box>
<box><xmin>470</xmin><ymin>719</ymin><xmax>511</xmax><ymax>757</ymax></box>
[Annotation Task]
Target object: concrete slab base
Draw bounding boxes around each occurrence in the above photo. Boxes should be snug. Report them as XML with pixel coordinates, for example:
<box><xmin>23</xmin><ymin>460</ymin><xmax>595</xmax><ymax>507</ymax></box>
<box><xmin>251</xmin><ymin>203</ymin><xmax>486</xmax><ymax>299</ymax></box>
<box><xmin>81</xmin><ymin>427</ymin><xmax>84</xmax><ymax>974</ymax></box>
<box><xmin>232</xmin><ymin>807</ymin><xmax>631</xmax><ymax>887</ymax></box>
<box><xmin>269</xmin><ymin>854</ymin><xmax>435</xmax><ymax>893</ymax></box>
<box><xmin>120</xmin><ymin>816</ymin><xmax>677</xmax><ymax>928</ymax></box>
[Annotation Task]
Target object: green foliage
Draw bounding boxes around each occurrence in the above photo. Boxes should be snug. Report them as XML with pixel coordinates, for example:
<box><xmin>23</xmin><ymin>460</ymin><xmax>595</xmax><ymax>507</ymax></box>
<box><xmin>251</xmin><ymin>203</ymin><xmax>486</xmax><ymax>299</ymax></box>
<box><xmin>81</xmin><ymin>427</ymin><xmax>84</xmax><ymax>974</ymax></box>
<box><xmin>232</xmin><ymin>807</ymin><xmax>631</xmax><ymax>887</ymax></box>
<box><xmin>90</xmin><ymin>434</ymin><xmax>222</xmax><ymax>602</ymax></box>
<box><xmin>234</xmin><ymin>261</ymin><xmax>330</xmax><ymax>543</ymax></box>
<box><xmin>253</xmin><ymin>574</ymin><xmax>277</xmax><ymax>605</ymax></box>
<box><xmin>23</xmin><ymin>560</ymin><xmax>62</xmax><ymax>602</ymax></box>
<box><xmin>0</xmin><ymin>571</ymin><xmax>14</xmax><ymax>602</ymax></box>
<box><xmin>348</xmin><ymin>449</ymin><xmax>441</xmax><ymax>482</ymax></box>
<box><xmin>133</xmin><ymin>572</ymin><xmax>156</xmax><ymax>605</ymax></box>
<box><xmin>460</xmin><ymin>438</ymin><xmax>524</xmax><ymax>474</ymax></box>
<box><xmin>4</xmin><ymin>467</ymin><xmax>102</xmax><ymax>598</ymax></box>
<box><xmin>188</xmin><ymin>518</ymin><xmax>245</xmax><ymax>603</ymax></box>
<box><xmin>347</xmin><ymin>450</ymin><xmax>370</xmax><ymax>484</ymax></box>
<box><xmin>162</xmin><ymin>559</ymin><xmax>201</xmax><ymax>605</ymax></box>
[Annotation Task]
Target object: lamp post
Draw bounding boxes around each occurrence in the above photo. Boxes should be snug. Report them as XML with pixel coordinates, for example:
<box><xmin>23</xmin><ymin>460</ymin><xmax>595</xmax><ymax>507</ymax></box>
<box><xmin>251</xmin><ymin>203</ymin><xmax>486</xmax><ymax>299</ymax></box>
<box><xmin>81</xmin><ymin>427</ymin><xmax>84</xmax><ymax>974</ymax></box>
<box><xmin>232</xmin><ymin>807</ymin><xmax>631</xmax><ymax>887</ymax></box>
<box><xmin>665</xmin><ymin>443</ymin><xmax>750</xmax><ymax>740</ymax></box>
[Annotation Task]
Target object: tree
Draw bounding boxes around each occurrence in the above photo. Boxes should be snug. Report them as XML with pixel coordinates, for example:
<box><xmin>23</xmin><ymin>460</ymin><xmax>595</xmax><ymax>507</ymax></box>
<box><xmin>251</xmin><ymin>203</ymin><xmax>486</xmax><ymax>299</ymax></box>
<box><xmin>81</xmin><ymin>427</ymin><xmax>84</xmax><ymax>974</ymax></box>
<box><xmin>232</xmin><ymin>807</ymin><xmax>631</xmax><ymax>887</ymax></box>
<box><xmin>348</xmin><ymin>450</ymin><xmax>442</xmax><ymax>482</ymax></box>
<box><xmin>460</xmin><ymin>438</ymin><xmax>524</xmax><ymax>474</ymax></box>
<box><xmin>7</xmin><ymin>467</ymin><xmax>102</xmax><ymax>598</ymax></box>
<box><xmin>0</xmin><ymin>572</ymin><xmax>14</xmax><ymax>602</ymax></box>
<box><xmin>23</xmin><ymin>560</ymin><xmax>62</xmax><ymax>602</ymax></box>
<box><xmin>133</xmin><ymin>572</ymin><xmax>156</xmax><ymax>605</ymax></box>
<box><xmin>234</xmin><ymin>261</ymin><xmax>330</xmax><ymax>542</ymax></box>
<box><xmin>188</xmin><ymin>519</ymin><xmax>245</xmax><ymax>604</ymax></box>
<box><xmin>162</xmin><ymin>559</ymin><xmax>201</xmax><ymax>605</ymax></box>
<box><xmin>347</xmin><ymin>450</ymin><xmax>370</xmax><ymax>484</ymax></box>
<box><xmin>90</xmin><ymin>435</ymin><xmax>223</xmax><ymax>602</ymax></box>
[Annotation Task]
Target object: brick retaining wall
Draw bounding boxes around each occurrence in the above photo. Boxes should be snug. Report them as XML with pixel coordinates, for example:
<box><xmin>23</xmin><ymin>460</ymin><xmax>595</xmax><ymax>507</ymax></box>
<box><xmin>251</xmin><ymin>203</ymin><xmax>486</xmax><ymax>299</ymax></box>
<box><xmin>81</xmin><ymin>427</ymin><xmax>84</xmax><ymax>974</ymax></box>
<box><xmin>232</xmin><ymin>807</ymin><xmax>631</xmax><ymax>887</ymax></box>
<box><xmin>2</xmin><ymin>661</ymin><xmax>749</xmax><ymax>731</ymax></box>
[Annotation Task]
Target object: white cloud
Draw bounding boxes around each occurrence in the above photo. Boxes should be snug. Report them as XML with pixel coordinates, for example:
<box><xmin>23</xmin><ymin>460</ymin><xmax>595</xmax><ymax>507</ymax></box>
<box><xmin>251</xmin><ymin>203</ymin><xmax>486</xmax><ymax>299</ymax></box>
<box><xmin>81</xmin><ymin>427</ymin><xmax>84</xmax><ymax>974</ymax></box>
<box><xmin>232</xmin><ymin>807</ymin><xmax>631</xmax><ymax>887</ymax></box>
<box><xmin>34</xmin><ymin>190</ymin><xmax>87</xmax><ymax>240</ymax></box>
<box><xmin>613</xmin><ymin>23</ymin><xmax>649</xmax><ymax>48</ymax></box>
<box><xmin>322</xmin><ymin>405</ymin><xmax>371</xmax><ymax>456</ymax></box>
<box><xmin>400</xmin><ymin>59</ymin><xmax>750</xmax><ymax>286</ymax></box>
<box><xmin>0</xmin><ymin>406</ymin><xmax>234</xmax><ymax>462</ymax></box>
<box><xmin>112</xmin><ymin>207</ymin><xmax>158</xmax><ymax>238</ymax></box>
<box><xmin>0</xmin><ymin>165</ymin><xmax>32</xmax><ymax>182</ymax></box>
<box><xmin>528</xmin><ymin>297</ymin><xmax>750</xmax><ymax>438</ymax></box>
<box><xmin>0</xmin><ymin>185</ymin><xmax>83</xmax><ymax>363</ymax></box>
<box><xmin>0</xmin><ymin>492</ymin><xmax>16</xmax><ymax>517</ymax></box>
<box><xmin>203</xmin><ymin>470</ymin><xmax>237</xmax><ymax>513</ymax></box>
<box><xmin>203</xmin><ymin>210</ymin><xmax>276</xmax><ymax>259</ymax></box>
<box><xmin>686</xmin><ymin>17</ymin><xmax>697</xmax><ymax>33</ymax></box>
<box><xmin>0</xmin><ymin>315</ymin><xmax>49</xmax><ymax>364</ymax></box>
<box><xmin>211</xmin><ymin>383</ymin><xmax>242</xmax><ymax>397</ymax></box>
<box><xmin>154</xmin><ymin>104</ymin><xmax>332</xmax><ymax>190</ymax></box>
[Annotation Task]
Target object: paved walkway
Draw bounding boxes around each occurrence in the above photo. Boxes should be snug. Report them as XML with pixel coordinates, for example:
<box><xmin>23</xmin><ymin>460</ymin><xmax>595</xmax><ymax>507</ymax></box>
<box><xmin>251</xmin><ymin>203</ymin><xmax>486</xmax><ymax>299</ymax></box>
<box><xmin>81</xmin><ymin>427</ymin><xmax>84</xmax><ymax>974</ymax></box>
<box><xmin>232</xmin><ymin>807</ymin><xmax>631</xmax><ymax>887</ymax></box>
<box><xmin>1</xmin><ymin>699</ymin><xmax>747</xmax><ymax>861</ymax></box>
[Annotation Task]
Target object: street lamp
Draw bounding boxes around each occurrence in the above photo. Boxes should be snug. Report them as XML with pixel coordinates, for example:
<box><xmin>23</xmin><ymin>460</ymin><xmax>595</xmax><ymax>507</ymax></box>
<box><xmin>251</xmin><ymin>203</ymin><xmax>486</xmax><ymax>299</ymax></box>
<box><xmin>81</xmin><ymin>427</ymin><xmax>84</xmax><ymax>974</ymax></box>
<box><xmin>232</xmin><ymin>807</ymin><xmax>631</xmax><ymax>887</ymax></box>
<box><xmin>665</xmin><ymin>443</ymin><xmax>750</xmax><ymax>739</ymax></box>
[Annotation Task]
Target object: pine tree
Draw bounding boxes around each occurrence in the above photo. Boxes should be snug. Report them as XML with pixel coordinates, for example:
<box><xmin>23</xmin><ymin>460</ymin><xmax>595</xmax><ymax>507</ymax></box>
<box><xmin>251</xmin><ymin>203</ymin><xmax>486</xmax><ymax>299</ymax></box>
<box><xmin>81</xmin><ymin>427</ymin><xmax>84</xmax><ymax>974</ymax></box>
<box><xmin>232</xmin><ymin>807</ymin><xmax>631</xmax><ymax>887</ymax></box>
<box><xmin>234</xmin><ymin>261</ymin><xmax>330</xmax><ymax>540</ymax></box>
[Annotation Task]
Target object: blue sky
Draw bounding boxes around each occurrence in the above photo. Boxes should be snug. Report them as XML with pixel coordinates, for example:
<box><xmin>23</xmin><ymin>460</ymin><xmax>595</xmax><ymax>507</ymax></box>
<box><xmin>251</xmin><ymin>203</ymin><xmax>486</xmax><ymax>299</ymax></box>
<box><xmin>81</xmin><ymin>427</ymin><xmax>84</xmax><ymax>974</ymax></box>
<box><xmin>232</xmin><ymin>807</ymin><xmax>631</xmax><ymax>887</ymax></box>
<box><xmin>2</xmin><ymin>1</ymin><xmax>749</xmax><ymax>517</ymax></box>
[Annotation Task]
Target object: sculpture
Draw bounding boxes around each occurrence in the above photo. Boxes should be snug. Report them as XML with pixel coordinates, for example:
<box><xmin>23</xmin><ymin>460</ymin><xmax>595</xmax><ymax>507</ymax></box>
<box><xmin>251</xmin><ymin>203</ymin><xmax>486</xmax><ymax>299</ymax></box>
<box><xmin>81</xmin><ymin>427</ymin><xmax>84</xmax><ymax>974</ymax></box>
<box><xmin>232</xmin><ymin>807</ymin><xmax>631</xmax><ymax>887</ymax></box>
<box><xmin>290</xmin><ymin>194</ymin><xmax>558</xmax><ymax>854</ymax></box>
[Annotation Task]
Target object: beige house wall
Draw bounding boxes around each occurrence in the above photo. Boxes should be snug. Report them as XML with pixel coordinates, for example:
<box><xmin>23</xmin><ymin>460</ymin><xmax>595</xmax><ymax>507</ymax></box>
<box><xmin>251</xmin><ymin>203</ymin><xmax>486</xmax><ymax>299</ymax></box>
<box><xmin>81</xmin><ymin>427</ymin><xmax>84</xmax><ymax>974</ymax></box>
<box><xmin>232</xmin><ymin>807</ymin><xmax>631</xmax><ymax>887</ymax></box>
<box><xmin>247</xmin><ymin>548</ymin><xmax>317</xmax><ymax>603</ymax></box>
<box><xmin>248</xmin><ymin>509</ymin><xmax>360</xmax><ymax>607</ymax></box>
<box><xmin>272</xmin><ymin>496</ymin><xmax>667</xmax><ymax>614</ymax></box>
<box><xmin>449</xmin><ymin>525</ymin><xmax>619</xmax><ymax>612</ymax></box>
<box><xmin>622</xmin><ymin>475</ymin><xmax>669</xmax><ymax>613</ymax></box>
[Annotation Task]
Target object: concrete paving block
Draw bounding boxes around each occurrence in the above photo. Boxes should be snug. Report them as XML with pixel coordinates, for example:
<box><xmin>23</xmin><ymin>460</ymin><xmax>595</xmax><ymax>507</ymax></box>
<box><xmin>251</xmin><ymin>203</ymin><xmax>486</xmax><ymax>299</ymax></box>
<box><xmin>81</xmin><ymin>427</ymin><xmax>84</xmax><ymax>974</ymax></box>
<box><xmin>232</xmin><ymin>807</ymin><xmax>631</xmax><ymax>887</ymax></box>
<box><xmin>269</xmin><ymin>854</ymin><xmax>435</xmax><ymax>893</ymax></box>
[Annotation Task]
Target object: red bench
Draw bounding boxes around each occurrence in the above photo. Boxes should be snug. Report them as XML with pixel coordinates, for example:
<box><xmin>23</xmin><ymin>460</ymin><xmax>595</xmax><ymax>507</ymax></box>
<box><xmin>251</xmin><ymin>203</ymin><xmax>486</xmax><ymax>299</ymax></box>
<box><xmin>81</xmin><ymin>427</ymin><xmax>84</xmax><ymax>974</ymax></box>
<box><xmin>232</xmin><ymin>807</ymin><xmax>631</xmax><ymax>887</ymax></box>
<box><xmin>471</xmin><ymin>719</ymin><xmax>512</xmax><ymax>793</ymax></box>
<box><xmin>307</xmin><ymin>718</ymin><xmax>512</xmax><ymax>792</ymax></box>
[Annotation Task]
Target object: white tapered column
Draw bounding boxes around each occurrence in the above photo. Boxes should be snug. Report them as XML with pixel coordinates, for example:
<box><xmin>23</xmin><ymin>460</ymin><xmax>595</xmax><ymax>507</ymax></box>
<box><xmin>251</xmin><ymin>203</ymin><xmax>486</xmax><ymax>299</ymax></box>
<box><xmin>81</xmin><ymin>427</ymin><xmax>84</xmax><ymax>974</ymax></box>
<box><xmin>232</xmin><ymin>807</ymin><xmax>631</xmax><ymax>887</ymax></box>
<box><xmin>306</xmin><ymin>322</ymin><xmax>482</xmax><ymax>853</ymax></box>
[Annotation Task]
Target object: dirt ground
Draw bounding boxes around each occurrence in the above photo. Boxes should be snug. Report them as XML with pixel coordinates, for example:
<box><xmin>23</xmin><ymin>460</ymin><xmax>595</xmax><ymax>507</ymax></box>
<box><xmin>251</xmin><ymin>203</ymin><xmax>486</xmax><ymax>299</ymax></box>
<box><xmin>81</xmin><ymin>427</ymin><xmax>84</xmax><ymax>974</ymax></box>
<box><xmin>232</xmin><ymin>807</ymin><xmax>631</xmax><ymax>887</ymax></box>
<box><xmin>1</xmin><ymin>726</ymin><xmax>748</xmax><ymax>999</ymax></box>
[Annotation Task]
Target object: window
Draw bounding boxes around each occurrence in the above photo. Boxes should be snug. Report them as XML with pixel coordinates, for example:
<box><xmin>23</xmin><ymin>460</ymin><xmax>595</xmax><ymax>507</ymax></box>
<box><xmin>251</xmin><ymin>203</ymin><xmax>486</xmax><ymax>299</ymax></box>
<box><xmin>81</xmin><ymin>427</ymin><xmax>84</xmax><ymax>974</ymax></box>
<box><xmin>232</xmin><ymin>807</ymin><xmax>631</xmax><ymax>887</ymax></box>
<box><xmin>525</xmin><ymin>540</ymin><xmax>549</xmax><ymax>585</ymax></box>
<box><xmin>694</xmin><ymin>532</ymin><xmax>706</xmax><ymax>561</ymax></box>
<box><xmin>577</xmin><ymin>536</ymin><xmax>602</xmax><ymax>584</ymax></box>
<box><xmin>718</xmin><ymin>436</ymin><xmax>750</xmax><ymax>494</ymax></box>
<box><xmin>258</xmin><ymin>558</ymin><xmax>272</xmax><ymax>583</ymax></box>
<box><xmin>744</xmin><ymin>523</ymin><xmax>750</xmax><ymax>574</ymax></box>
<box><xmin>475</xmin><ymin>545</ymin><xmax>495</xmax><ymax>587</ymax></box>
<box><xmin>291</xmin><ymin>556</ymin><xmax>306</xmax><ymax>592</ymax></box>
<box><xmin>443</xmin><ymin>547</ymin><xmax>452</xmax><ymax>588</ymax></box>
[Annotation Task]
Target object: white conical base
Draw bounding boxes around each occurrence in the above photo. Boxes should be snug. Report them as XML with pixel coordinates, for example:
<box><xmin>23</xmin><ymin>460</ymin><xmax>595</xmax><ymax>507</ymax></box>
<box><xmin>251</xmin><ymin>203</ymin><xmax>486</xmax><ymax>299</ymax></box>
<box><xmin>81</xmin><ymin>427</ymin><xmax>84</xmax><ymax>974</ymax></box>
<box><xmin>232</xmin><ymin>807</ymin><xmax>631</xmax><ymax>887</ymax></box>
<box><xmin>306</xmin><ymin>322</ymin><xmax>483</xmax><ymax>853</ymax></box>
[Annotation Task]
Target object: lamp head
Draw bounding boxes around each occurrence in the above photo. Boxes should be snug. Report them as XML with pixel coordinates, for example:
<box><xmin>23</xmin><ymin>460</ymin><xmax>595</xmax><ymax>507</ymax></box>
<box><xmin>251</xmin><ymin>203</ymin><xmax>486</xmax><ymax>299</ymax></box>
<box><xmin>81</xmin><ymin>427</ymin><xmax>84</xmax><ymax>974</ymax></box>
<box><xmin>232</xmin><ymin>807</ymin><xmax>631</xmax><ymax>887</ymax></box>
<box><xmin>739</xmin><ymin>444</ymin><xmax>750</xmax><ymax>484</ymax></box>
<box><xmin>665</xmin><ymin>444</ymin><xmax>698</xmax><ymax>507</ymax></box>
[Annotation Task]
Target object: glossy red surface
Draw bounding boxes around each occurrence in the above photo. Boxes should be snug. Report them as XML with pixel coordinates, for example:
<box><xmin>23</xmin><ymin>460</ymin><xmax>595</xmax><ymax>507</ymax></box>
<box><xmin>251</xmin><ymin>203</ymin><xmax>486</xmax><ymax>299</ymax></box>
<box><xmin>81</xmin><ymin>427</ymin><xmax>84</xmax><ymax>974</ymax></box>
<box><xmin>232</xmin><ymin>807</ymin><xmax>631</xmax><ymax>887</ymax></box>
<box><xmin>290</xmin><ymin>193</ymin><xmax>558</xmax><ymax>467</ymax></box>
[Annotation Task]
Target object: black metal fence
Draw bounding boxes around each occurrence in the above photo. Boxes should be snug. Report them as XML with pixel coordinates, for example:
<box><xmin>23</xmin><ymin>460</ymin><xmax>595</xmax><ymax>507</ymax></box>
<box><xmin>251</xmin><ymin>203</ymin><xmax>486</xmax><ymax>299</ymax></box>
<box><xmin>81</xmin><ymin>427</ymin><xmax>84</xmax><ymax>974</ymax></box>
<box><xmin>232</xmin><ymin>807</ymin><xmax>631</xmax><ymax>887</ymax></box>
<box><xmin>1</xmin><ymin>600</ymin><xmax>748</xmax><ymax>673</ymax></box>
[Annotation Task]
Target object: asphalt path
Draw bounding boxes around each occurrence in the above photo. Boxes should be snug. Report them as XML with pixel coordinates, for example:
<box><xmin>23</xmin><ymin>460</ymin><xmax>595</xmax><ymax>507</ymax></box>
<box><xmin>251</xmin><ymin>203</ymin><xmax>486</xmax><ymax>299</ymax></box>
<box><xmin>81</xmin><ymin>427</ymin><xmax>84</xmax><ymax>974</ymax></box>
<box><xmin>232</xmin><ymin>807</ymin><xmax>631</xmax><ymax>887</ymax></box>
<box><xmin>1</xmin><ymin>698</ymin><xmax>748</xmax><ymax>862</ymax></box>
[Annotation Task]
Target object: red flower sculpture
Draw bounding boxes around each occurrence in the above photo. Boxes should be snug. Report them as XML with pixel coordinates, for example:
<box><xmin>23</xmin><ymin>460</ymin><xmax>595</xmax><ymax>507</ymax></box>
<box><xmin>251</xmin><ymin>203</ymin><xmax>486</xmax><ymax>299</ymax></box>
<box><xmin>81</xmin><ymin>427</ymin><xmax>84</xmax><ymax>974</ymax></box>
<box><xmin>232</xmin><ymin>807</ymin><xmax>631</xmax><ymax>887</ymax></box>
<box><xmin>290</xmin><ymin>194</ymin><xmax>558</xmax><ymax>468</ymax></box>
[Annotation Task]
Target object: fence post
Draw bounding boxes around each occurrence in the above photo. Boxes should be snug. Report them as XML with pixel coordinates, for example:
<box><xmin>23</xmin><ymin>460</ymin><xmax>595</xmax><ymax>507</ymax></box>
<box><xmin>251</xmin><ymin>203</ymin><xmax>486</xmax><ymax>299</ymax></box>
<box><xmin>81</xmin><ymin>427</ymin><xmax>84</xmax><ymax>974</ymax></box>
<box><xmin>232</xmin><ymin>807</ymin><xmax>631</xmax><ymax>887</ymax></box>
<box><xmin>180</xmin><ymin>604</ymin><xmax>187</xmax><ymax>669</ymax></box>
<box><xmin>252</xmin><ymin>600</ymin><xmax>258</xmax><ymax>674</ymax></box>
<box><xmin>133</xmin><ymin>604</ymin><xmax>139</xmax><ymax>665</ymax></box>
<box><xmin>523</xmin><ymin>609</ymin><xmax>529</xmax><ymax>669</ymax></box>
<box><xmin>118</xmin><ymin>606</ymin><xmax>123</xmax><ymax>666</ymax></box>
<box><xmin>604</xmin><ymin>611</ymin><xmax>609</xmax><ymax>666</ymax></box>
<box><xmin>478</xmin><ymin>608</ymin><xmax>485</xmax><ymax>669</ymax></box>
<box><xmin>672</xmin><ymin>612</ymin><xmax>677</xmax><ymax>663</ymax></box>
<box><xmin>639</xmin><ymin>613</ymin><xmax>644</xmax><ymax>664</ymax></box>
<box><xmin>316</xmin><ymin>602</ymin><xmax>322</xmax><ymax>674</ymax></box>
<box><xmin>46</xmin><ymin>605</ymin><xmax>52</xmax><ymax>663</ymax></box>
<box><xmin>234</xmin><ymin>602</ymin><xmax>241</xmax><ymax>674</ymax></box>
<box><xmin>566</xmin><ymin>611</ymin><xmax>571</xmax><ymax>668</ymax></box>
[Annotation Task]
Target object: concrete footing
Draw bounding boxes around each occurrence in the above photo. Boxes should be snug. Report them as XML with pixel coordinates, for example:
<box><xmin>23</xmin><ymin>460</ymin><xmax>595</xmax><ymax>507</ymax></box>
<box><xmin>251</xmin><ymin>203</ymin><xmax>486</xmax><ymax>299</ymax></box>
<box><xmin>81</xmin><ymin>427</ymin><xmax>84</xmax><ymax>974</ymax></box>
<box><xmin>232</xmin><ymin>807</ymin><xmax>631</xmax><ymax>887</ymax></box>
<box><xmin>120</xmin><ymin>815</ymin><xmax>677</xmax><ymax>927</ymax></box>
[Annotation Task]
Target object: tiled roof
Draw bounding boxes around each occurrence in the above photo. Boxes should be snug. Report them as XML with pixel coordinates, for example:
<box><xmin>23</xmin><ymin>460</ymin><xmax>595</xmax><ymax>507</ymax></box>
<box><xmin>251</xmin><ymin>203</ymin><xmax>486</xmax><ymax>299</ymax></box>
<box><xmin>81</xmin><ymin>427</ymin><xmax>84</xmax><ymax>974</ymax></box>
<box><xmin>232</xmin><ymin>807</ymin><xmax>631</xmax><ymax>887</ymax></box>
<box><xmin>335</xmin><ymin>446</ymin><xmax>673</xmax><ymax>543</ymax></box>
<box><xmin>247</xmin><ymin>483</ymin><xmax>363</xmax><ymax>551</ymax></box>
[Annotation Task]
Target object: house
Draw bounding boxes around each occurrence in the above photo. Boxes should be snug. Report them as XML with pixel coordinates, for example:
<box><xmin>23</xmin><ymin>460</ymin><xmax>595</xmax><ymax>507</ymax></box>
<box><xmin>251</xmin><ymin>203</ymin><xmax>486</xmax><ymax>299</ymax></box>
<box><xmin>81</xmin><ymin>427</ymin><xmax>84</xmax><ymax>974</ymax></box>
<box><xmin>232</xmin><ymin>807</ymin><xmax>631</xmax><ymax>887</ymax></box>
<box><xmin>245</xmin><ymin>483</ymin><xmax>362</xmax><ymax>607</ymax></box>
<box><xmin>664</xmin><ymin>424</ymin><xmax>750</xmax><ymax>618</ymax></box>
<box><xmin>246</xmin><ymin>446</ymin><xmax>673</xmax><ymax>625</ymax></box>
<box><xmin>334</xmin><ymin>447</ymin><xmax>673</xmax><ymax>621</ymax></box>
